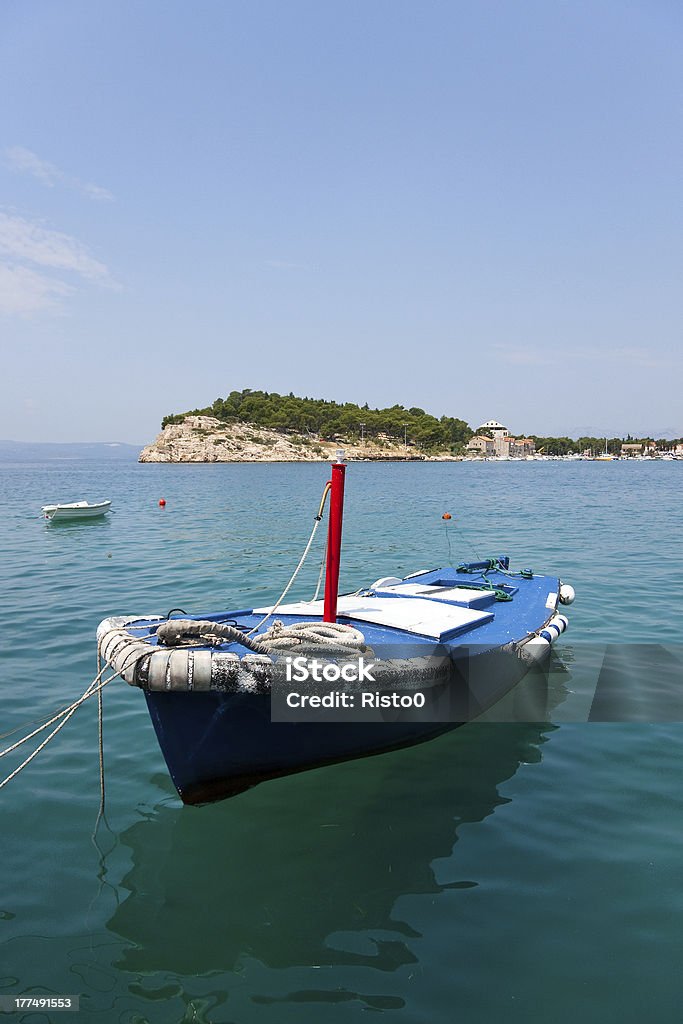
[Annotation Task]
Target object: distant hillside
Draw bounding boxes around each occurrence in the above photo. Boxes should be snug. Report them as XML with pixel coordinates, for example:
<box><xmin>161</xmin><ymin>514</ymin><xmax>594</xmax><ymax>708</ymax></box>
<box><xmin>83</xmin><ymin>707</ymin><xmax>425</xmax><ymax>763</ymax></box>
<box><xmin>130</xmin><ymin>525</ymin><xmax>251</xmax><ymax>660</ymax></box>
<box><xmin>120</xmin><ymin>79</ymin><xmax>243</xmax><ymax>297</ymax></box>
<box><xmin>139</xmin><ymin>416</ymin><xmax>456</xmax><ymax>463</ymax></box>
<box><xmin>162</xmin><ymin>389</ymin><xmax>472</xmax><ymax>453</ymax></box>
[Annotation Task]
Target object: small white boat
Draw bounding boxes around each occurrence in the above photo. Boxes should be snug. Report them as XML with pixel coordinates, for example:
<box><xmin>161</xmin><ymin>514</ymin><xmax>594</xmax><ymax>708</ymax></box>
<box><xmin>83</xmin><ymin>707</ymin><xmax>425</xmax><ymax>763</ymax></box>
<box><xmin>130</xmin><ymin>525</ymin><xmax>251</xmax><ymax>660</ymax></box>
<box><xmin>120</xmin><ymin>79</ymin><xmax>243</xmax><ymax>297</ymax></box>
<box><xmin>42</xmin><ymin>500</ymin><xmax>112</xmax><ymax>521</ymax></box>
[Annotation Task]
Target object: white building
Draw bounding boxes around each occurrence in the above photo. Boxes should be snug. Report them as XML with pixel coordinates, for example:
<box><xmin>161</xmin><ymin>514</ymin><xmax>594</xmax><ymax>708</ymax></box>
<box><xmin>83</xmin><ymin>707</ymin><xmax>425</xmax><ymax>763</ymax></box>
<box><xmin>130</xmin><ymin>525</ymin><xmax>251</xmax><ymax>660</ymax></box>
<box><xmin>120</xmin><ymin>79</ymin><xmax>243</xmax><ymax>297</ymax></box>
<box><xmin>472</xmin><ymin>420</ymin><xmax>535</xmax><ymax>458</ymax></box>
<box><xmin>476</xmin><ymin>420</ymin><xmax>508</xmax><ymax>442</ymax></box>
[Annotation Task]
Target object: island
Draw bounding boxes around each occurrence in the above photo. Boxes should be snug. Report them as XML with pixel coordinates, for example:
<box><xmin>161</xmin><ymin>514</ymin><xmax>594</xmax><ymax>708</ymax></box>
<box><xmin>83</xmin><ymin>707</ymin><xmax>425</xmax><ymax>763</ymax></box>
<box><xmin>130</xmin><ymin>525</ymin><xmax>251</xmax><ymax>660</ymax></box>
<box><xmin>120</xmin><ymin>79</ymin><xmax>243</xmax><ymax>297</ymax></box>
<box><xmin>139</xmin><ymin>390</ymin><xmax>471</xmax><ymax>462</ymax></box>
<box><xmin>138</xmin><ymin>389</ymin><xmax>682</xmax><ymax>463</ymax></box>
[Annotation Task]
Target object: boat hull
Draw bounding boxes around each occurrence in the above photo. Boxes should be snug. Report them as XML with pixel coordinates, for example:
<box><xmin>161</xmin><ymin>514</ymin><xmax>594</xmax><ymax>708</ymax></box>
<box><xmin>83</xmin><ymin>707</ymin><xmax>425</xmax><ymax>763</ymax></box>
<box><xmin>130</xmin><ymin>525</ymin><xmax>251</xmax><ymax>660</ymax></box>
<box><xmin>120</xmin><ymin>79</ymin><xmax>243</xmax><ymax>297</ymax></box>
<box><xmin>143</xmin><ymin>646</ymin><xmax>533</xmax><ymax>804</ymax></box>
<box><xmin>98</xmin><ymin>559</ymin><xmax>569</xmax><ymax>804</ymax></box>
<box><xmin>43</xmin><ymin>500</ymin><xmax>111</xmax><ymax>520</ymax></box>
<box><xmin>145</xmin><ymin>689</ymin><xmax>456</xmax><ymax>803</ymax></box>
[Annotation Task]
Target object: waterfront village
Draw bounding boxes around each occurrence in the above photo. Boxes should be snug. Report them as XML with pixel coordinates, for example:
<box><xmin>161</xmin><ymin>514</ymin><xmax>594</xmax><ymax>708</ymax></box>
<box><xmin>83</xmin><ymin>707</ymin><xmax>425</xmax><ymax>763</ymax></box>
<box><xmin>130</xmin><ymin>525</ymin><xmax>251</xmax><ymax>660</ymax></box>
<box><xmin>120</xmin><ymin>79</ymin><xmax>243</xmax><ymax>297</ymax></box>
<box><xmin>465</xmin><ymin>420</ymin><xmax>683</xmax><ymax>460</ymax></box>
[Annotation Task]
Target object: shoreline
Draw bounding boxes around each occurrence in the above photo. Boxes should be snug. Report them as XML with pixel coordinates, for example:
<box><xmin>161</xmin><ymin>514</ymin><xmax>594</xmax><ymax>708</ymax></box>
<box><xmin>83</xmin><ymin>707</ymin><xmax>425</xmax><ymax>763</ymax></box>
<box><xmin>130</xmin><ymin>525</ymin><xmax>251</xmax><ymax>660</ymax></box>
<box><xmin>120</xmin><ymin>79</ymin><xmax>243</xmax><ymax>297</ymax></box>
<box><xmin>137</xmin><ymin>416</ymin><xmax>682</xmax><ymax>465</ymax></box>
<box><xmin>136</xmin><ymin>454</ymin><xmax>681</xmax><ymax>464</ymax></box>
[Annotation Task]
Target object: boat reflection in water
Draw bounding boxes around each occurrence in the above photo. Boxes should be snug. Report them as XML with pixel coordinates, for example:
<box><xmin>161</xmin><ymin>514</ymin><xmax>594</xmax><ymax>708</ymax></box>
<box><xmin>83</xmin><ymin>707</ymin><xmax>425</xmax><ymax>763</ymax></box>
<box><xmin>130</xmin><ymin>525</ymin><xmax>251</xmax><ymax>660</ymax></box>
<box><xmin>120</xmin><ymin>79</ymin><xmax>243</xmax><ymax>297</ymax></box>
<box><xmin>107</xmin><ymin>658</ymin><xmax>567</xmax><ymax>995</ymax></box>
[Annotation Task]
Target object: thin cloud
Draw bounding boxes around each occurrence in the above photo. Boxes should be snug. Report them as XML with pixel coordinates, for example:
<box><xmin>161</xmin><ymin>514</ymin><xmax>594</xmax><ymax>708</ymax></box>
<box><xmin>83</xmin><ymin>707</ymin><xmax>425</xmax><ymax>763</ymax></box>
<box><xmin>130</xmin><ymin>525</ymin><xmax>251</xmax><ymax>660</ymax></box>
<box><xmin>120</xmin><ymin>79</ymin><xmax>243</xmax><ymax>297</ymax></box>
<box><xmin>0</xmin><ymin>210</ymin><xmax>117</xmax><ymax>315</ymax></box>
<box><xmin>0</xmin><ymin>211</ymin><xmax>112</xmax><ymax>283</ymax></box>
<box><xmin>4</xmin><ymin>145</ymin><xmax>114</xmax><ymax>202</ymax></box>
<box><xmin>0</xmin><ymin>264</ymin><xmax>73</xmax><ymax>315</ymax></box>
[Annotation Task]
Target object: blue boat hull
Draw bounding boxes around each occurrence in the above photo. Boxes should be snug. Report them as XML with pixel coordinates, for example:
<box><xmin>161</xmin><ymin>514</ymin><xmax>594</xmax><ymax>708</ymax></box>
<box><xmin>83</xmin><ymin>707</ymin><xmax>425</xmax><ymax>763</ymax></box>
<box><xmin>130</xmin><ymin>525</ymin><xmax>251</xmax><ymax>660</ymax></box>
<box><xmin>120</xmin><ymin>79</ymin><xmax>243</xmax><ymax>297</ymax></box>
<box><xmin>144</xmin><ymin>646</ymin><xmax>534</xmax><ymax>804</ymax></box>
<box><xmin>99</xmin><ymin>559</ymin><xmax>570</xmax><ymax>803</ymax></box>
<box><xmin>145</xmin><ymin>689</ymin><xmax>458</xmax><ymax>803</ymax></box>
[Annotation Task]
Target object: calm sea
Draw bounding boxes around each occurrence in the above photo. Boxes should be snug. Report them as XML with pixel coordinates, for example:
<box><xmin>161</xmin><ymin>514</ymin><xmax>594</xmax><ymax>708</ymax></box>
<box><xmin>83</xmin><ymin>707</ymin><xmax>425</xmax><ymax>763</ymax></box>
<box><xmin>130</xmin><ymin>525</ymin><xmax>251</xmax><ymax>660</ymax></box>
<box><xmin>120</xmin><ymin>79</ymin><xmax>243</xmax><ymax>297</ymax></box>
<box><xmin>1</xmin><ymin>455</ymin><xmax>682</xmax><ymax>1023</ymax></box>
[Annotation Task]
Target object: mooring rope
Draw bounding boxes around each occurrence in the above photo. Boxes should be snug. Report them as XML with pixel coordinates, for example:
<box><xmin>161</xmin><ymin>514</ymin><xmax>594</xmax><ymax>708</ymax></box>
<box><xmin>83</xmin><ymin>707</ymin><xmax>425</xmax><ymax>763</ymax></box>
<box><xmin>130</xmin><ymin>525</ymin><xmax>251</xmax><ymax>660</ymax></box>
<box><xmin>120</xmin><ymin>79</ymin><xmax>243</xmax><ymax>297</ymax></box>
<box><xmin>96</xmin><ymin>648</ymin><xmax>106</xmax><ymax>824</ymax></box>
<box><xmin>91</xmin><ymin>648</ymin><xmax>118</xmax><ymax>852</ymax></box>
<box><xmin>247</xmin><ymin>481</ymin><xmax>331</xmax><ymax>635</ymax></box>
<box><xmin>443</xmin><ymin>518</ymin><xmax>453</xmax><ymax>563</ymax></box>
<box><xmin>0</xmin><ymin>666</ymin><xmax>109</xmax><ymax>762</ymax></box>
<box><xmin>311</xmin><ymin>537</ymin><xmax>327</xmax><ymax>602</ymax></box>
<box><xmin>452</xmin><ymin>520</ymin><xmax>483</xmax><ymax>562</ymax></box>
<box><xmin>1</xmin><ymin>480</ymin><xmax>341</xmax><ymax>791</ymax></box>
<box><xmin>0</xmin><ymin>686</ymin><xmax>103</xmax><ymax>791</ymax></box>
<box><xmin>0</xmin><ymin>641</ymin><xmax>151</xmax><ymax>791</ymax></box>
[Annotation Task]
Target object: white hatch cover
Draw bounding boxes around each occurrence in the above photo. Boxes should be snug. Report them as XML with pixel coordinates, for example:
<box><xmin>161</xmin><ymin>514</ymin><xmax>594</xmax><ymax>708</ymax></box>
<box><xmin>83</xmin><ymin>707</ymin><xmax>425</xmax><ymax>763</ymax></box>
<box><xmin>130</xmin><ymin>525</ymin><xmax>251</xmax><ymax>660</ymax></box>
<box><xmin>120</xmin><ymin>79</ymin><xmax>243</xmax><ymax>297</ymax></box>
<box><xmin>373</xmin><ymin>583</ymin><xmax>495</xmax><ymax>608</ymax></box>
<box><xmin>253</xmin><ymin>595</ymin><xmax>494</xmax><ymax>642</ymax></box>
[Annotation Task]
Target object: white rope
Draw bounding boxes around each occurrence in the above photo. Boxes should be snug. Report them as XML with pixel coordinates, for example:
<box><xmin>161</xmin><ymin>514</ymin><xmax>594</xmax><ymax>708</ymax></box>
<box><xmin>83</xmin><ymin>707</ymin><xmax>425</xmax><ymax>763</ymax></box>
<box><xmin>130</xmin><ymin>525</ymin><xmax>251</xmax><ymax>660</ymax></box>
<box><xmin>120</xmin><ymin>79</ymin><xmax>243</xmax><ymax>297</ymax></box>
<box><xmin>254</xmin><ymin>619</ymin><xmax>366</xmax><ymax>655</ymax></box>
<box><xmin>311</xmin><ymin>539</ymin><xmax>327</xmax><ymax>603</ymax></box>
<box><xmin>0</xmin><ymin>703</ymin><xmax>84</xmax><ymax>743</ymax></box>
<box><xmin>0</xmin><ymin>666</ymin><xmax>109</xmax><ymax>760</ymax></box>
<box><xmin>248</xmin><ymin>514</ymin><xmax>325</xmax><ymax>635</ymax></box>
<box><xmin>0</xmin><ymin>673</ymin><xmax>118</xmax><ymax>791</ymax></box>
<box><xmin>0</xmin><ymin>642</ymin><xmax>151</xmax><ymax>791</ymax></box>
<box><xmin>245</xmin><ymin>480</ymin><xmax>334</xmax><ymax>635</ymax></box>
<box><xmin>96</xmin><ymin>648</ymin><xmax>106</xmax><ymax>823</ymax></box>
<box><xmin>2</xmin><ymin>479</ymin><xmax>341</xmax><ymax>792</ymax></box>
<box><xmin>0</xmin><ymin>699</ymin><xmax>88</xmax><ymax>790</ymax></box>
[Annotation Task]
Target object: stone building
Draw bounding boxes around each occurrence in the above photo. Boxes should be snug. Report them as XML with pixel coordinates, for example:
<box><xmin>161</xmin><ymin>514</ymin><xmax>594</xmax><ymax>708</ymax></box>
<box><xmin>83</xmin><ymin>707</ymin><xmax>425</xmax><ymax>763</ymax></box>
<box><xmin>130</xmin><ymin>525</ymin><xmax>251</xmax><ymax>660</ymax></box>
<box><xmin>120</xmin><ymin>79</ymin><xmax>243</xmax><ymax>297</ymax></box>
<box><xmin>472</xmin><ymin>420</ymin><xmax>535</xmax><ymax>458</ymax></box>
<box><xmin>466</xmin><ymin>435</ymin><xmax>495</xmax><ymax>456</ymax></box>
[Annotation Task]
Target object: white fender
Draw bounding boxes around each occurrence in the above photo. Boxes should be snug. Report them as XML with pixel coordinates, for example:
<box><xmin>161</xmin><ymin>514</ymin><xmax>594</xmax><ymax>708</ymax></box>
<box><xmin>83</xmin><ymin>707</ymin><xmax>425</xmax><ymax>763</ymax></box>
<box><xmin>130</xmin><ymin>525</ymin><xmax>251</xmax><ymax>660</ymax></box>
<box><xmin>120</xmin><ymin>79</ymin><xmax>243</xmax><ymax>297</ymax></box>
<box><xmin>518</xmin><ymin>635</ymin><xmax>551</xmax><ymax>663</ymax></box>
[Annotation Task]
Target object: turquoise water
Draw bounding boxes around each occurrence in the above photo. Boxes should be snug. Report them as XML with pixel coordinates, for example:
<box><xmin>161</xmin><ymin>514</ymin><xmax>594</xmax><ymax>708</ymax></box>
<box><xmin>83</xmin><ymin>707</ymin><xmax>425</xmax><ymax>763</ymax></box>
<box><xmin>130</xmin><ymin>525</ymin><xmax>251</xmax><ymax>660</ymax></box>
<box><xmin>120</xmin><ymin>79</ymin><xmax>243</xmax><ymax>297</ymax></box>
<box><xmin>1</xmin><ymin>457</ymin><xmax>682</xmax><ymax>1022</ymax></box>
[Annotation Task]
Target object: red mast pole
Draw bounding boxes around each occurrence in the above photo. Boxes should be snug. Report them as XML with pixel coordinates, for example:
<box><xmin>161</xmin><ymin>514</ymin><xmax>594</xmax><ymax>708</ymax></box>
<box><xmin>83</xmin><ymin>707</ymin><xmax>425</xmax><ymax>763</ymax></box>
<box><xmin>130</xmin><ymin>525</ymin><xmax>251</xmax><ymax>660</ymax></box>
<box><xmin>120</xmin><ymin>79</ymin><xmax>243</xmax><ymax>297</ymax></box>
<box><xmin>323</xmin><ymin>453</ymin><xmax>346</xmax><ymax>623</ymax></box>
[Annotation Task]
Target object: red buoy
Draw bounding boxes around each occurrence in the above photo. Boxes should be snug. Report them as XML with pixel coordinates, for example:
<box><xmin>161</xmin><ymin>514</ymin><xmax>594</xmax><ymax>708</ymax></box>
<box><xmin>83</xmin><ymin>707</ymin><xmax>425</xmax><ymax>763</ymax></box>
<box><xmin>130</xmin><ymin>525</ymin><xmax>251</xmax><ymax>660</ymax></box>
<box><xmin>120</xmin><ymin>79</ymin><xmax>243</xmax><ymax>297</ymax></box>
<box><xmin>158</xmin><ymin>498</ymin><xmax>166</xmax><ymax>507</ymax></box>
<box><xmin>442</xmin><ymin>512</ymin><xmax>452</xmax><ymax>520</ymax></box>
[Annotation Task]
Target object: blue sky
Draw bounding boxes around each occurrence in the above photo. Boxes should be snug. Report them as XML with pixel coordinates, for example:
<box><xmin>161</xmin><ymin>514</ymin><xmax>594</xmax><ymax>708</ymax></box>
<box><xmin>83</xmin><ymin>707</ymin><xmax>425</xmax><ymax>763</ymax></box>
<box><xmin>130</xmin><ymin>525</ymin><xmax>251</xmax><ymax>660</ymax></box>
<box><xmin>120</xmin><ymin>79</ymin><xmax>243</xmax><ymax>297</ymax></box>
<box><xmin>1</xmin><ymin>0</ymin><xmax>681</xmax><ymax>443</ymax></box>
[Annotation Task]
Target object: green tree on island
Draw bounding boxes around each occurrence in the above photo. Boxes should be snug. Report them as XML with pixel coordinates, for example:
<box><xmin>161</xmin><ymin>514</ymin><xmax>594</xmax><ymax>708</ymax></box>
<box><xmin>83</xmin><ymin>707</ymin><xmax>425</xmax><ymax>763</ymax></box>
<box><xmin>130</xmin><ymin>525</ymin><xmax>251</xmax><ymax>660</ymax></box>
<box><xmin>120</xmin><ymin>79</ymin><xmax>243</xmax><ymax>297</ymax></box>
<box><xmin>162</xmin><ymin>390</ymin><xmax>682</xmax><ymax>456</ymax></box>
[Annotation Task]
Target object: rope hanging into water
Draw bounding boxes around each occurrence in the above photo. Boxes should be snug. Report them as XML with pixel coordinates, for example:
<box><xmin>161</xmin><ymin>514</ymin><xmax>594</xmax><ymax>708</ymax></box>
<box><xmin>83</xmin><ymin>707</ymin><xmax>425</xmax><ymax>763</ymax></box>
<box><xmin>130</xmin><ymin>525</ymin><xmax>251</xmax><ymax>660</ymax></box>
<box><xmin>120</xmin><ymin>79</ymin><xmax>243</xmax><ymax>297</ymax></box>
<box><xmin>0</xmin><ymin>640</ymin><xmax>154</xmax><ymax>792</ymax></box>
<box><xmin>96</xmin><ymin>648</ymin><xmax>106</xmax><ymax>828</ymax></box>
<box><xmin>451</xmin><ymin>517</ymin><xmax>483</xmax><ymax>562</ymax></box>
<box><xmin>0</xmin><ymin>674</ymin><xmax>109</xmax><ymax>790</ymax></box>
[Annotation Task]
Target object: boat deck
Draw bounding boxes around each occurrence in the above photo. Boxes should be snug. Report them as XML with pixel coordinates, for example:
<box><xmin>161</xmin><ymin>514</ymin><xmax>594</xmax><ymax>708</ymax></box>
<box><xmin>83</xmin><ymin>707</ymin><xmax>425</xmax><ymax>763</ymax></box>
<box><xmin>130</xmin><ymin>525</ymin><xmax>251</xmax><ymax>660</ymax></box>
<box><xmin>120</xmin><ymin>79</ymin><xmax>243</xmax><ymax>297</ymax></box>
<box><xmin>131</xmin><ymin>564</ymin><xmax>560</xmax><ymax>656</ymax></box>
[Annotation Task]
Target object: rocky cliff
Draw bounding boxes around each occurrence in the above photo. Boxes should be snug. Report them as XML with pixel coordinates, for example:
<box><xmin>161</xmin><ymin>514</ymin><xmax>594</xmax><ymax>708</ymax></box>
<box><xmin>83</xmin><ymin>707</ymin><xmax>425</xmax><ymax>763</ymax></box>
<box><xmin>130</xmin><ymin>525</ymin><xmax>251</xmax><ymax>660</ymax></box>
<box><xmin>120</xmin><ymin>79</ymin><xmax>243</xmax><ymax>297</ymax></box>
<box><xmin>138</xmin><ymin>416</ymin><xmax>452</xmax><ymax>462</ymax></box>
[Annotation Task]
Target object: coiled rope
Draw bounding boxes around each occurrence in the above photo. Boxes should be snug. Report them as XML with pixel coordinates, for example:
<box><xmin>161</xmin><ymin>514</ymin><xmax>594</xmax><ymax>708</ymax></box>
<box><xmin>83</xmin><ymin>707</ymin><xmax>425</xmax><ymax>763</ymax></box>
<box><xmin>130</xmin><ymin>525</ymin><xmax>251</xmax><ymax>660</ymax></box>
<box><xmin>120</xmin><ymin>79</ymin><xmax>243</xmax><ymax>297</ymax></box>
<box><xmin>156</xmin><ymin>617</ymin><xmax>367</xmax><ymax>656</ymax></box>
<box><xmin>253</xmin><ymin>620</ymin><xmax>366</xmax><ymax>655</ymax></box>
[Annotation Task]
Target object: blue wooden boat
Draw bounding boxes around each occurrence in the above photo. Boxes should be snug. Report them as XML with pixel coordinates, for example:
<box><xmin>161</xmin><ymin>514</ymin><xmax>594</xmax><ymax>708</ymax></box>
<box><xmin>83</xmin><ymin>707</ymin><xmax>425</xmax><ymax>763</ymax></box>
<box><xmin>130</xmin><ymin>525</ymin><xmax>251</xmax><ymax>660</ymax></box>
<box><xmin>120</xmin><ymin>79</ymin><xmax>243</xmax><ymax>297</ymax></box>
<box><xmin>97</xmin><ymin>459</ymin><xmax>574</xmax><ymax>804</ymax></box>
